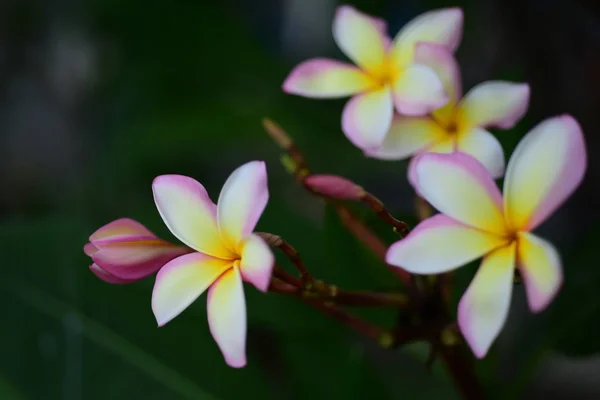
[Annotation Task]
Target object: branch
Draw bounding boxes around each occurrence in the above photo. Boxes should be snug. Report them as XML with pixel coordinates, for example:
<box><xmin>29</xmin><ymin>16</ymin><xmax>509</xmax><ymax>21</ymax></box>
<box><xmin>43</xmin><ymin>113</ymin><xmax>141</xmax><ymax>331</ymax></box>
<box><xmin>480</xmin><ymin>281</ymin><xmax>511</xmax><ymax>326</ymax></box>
<box><xmin>256</xmin><ymin>232</ymin><xmax>310</xmax><ymax>280</ymax></box>
<box><xmin>262</xmin><ymin>118</ymin><xmax>412</xmax><ymax>287</ymax></box>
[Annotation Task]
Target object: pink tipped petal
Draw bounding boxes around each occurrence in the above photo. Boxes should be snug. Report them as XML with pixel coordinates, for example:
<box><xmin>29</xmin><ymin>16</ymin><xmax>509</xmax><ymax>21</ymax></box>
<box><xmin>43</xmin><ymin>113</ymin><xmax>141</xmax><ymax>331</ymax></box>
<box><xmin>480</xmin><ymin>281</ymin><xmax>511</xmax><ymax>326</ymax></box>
<box><xmin>458</xmin><ymin>82</ymin><xmax>530</xmax><ymax>130</ymax></box>
<box><xmin>365</xmin><ymin>116</ymin><xmax>446</xmax><ymax>160</ymax></box>
<box><xmin>386</xmin><ymin>214</ymin><xmax>508</xmax><ymax>274</ymax></box>
<box><xmin>89</xmin><ymin>218</ymin><xmax>155</xmax><ymax>242</ymax></box>
<box><xmin>217</xmin><ymin>161</ymin><xmax>269</xmax><ymax>249</ymax></box>
<box><xmin>84</xmin><ymin>242</ymin><xmax>98</xmax><ymax>256</ymax></box>
<box><xmin>207</xmin><ymin>267</ymin><xmax>247</xmax><ymax>368</ymax></box>
<box><xmin>153</xmin><ymin>175</ymin><xmax>234</xmax><ymax>259</ymax></box>
<box><xmin>407</xmin><ymin>140</ymin><xmax>455</xmax><ymax>196</ymax></box>
<box><xmin>332</xmin><ymin>5</ymin><xmax>388</xmax><ymax>74</ymax></box>
<box><xmin>414</xmin><ymin>42</ymin><xmax>462</xmax><ymax>103</ymax></box>
<box><xmin>282</xmin><ymin>59</ymin><xmax>373</xmax><ymax>98</ymax></box>
<box><xmin>458</xmin><ymin>243</ymin><xmax>516</xmax><ymax>358</ymax></box>
<box><xmin>151</xmin><ymin>253</ymin><xmax>232</xmax><ymax>326</ymax></box>
<box><xmin>391</xmin><ymin>8</ymin><xmax>464</xmax><ymax>67</ymax></box>
<box><xmin>239</xmin><ymin>234</ymin><xmax>275</xmax><ymax>292</ymax></box>
<box><xmin>90</xmin><ymin>263</ymin><xmax>138</xmax><ymax>285</ymax></box>
<box><xmin>393</xmin><ymin>64</ymin><xmax>449</xmax><ymax>116</ymax></box>
<box><xmin>342</xmin><ymin>87</ymin><xmax>393</xmax><ymax>150</ymax></box>
<box><xmin>503</xmin><ymin>115</ymin><xmax>587</xmax><ymax>231</ymax></box>
<box><xmin>92</xmin><ymin>240</ymin><xmax>191</xmax><ymax>280</ymax></box>
<box><xmin>414</xmin><ymin>152</ymin><xmax>507</xmax><ymax>234</ymax></box>
<box><xmin>367</xmin><ymin>15</ymin><xmax>392</xmax><ymax>49</ymax></box>
<box><xmin>457</xmin><ymin>127</ymin><xmax>506</xmax><ymax>178</ymax></box>
<box><xmin>518</xmin><ymin>232</ymin><xmax>563</xmax><ymax>313</ymax></box>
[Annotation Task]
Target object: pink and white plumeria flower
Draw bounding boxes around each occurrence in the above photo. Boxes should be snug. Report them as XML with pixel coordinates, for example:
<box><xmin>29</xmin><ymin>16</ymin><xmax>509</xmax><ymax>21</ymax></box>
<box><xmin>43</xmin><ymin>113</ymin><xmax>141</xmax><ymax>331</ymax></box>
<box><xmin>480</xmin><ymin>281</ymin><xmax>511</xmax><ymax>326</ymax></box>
<box><xmin>385</xmin><ymin>115</ymin><xmax>586</xmax><ymax>357</ymax></box>
<box><xmin>367</xmin><ymin>43</ymin><xmax>529</xmax><ymax>179</ymax></box>
<box><xmin>282</xmin><ymin>5</ymin><xmax>463</xmax><ymax>151</ymax></box>
<box><xmin>151</xmin><ymin>161</ymin><xmax>274</xmax><ymax>368</ymax></box>
<box><xmin>84</xmin><ymin>218</ymin><xmax>191</xmax><ymax>284</ymax></box>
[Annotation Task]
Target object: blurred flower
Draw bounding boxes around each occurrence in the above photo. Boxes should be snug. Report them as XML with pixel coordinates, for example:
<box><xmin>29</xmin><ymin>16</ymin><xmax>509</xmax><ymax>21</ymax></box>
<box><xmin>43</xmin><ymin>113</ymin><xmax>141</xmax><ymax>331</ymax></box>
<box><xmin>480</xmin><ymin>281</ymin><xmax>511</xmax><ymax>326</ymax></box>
<box><xmin>151</xmin><ymin>161</ymin><xmax>274</xmax><ymax>368</ymax></box>
<box><xmin>283</xmin><ymin>5</ymin><xmax>463</xmax><ymax>150</ymax></box>
<box><xmin>367</xmin><ymin>43</ymin><xmax>529</xmax><ymax>179</ymax></box>
<box><xmin>304</xmin><ymin>174</ymin><xmax>365</xmax><ymax>200</ymax></box>
<box><xmin>84</xmin><ymin>218</ymin><xmax>190</xmax><ymax>284</ymax></box>
<box><xmin>386</xmin><ymin>115</ymin><xmax>586</xmax><ymax>357</ymax></box>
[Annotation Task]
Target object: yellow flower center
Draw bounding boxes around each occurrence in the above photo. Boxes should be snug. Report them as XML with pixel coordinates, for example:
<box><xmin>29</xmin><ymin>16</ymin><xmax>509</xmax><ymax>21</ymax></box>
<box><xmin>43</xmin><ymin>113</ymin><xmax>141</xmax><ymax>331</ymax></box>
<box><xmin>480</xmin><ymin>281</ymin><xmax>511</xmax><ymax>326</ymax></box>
<box><xmin>369</xmin><ymin>57</ymin><xmax>400</xmax><ymax>89</ymax></box>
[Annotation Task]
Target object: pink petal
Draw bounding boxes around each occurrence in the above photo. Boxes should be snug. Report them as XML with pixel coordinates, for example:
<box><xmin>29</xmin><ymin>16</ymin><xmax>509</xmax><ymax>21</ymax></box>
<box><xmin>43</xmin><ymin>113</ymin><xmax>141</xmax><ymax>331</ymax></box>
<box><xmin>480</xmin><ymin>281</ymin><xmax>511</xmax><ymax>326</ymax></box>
<box><xmin>89</xmin><ymin>263</ymin><xmax>138</xmax><ymax>285</ymax></box>
<box><xmin>239</xmin><ymin>234</ymin><xmax>274</xmax><ymax>292</ymax></box>
<box><xmin>282</xmin><ymin>58</ymin><xmax>373</xmax><ymax>98</ymax></box>
<box><xmin>393</xmin><ymin>63</ymin><xmax>449</xmax><ymax>116</ymax></box>
<box><xmin>458</xmin><ymin>243</ymin><xmax>516</xmax><ymax>358</ymax></box>
<box><xmin>456</xmin><ymin>127</ymin><xmax>505</xmax><ymax>178</ymax></box>
<box><xmin>457</xmin><ymin>81</ymin><xmax>530</xmax><ymax>130</ymax></box>
<box><xmin>84</xmin><ymin>242</ymin><xmax>98</xmax><ymax>256</ymax></box>
<box><xmin>332</xmin><ymin>5</ymin><xmax>388</xmax><ymax>74</ymax></box>
<box><xmin>503</xmin><ymin>115</ymin><xmax>587</xmax><ymax>231</ymax></box>
<box><xmin>386</xmin><ymin>214</ymin><xmax>508</xmax><ymax>274</ymax></box>
<box><xmin>207</xmin><ymin>266</ymin><xmax>247</xmax><ymax>368</ymax></box>
<box><xmin>89</xmin><ymin>218</ymin><xmax>155</xmax><ymax>242</ymax></box>
<box><xmin>366</xmin><ymin>14</ymin><xmax>392</xmax><ymax>49</ymax></box>
<box><xmin>517</xmin><ymin>232</ymin><xmax>563</xmax><ymax>312</ymax></box>
<box><xmin>342</xmin><ymin>86</ymin><xmax>393</xmax><ymax>150</ymax></box>
<box><xmin>152</xmin><ymin>252</ymin><xmax>232</xmax><ymax>326</ymax></box>
<box><xmin>92</xmin><ymin>239</ymin><xmax>191</xmax><ymax>280</ymax></box>
<box><xmin>391</xmin><ymin>8</ymin><xmax>464</xmax><ymax>67</ymax></box>
<box><xmin>414</xmin><ymin>42</ymin><xmax>462</xmax><ymax>103</ymax></box>
<box><xmin>365</xmin><ymin>116</ymin><xmax>446</xmax><ymax>160</ymax></box>
<box><xmin>413</xmin><ymin>152</ymin><xmax>507</xmax><ymax>235</ymax></box>
<box><xmin>153</xmin><ymin>175</ymin><xmax>235</xmax><ymax>259</ymax></box>
<box><xmin>217</xmin><ymin>161</ymin><xmax>269</xmax><ymax>250</ymax></box>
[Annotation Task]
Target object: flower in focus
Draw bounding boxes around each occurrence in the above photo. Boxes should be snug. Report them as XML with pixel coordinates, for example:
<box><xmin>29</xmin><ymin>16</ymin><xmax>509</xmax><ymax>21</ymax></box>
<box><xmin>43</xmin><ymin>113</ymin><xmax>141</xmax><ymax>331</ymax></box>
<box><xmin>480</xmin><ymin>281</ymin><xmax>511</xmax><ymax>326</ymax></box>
<box><xmin>84</xmin><ymin>218</ymin><xmax>191</xmax><ymax>284</ymax></box>
<box><xmin>367</xmin><ymin>43</ymin><xmax>529</xmax><ymax>179</ymax></box>
<box><xmin>282</xmin><ymin>5</ymin><xmax>463</xmax><ymax>150</ymax></box>
<box><xmin>386</xmin><ymin>115</ymin><xmax>586</xmax><ymax>357</ymax></box>
<box><xmin>151</xmin><ymin>161</ymin><xmax>274</xmax><ymax>368</ymax></box>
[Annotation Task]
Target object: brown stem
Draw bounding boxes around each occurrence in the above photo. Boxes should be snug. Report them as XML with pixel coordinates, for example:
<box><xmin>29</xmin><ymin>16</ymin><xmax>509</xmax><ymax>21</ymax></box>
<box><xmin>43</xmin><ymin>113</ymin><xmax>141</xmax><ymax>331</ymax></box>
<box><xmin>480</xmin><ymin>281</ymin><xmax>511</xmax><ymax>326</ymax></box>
<box><xmin>438</xmin><ymin>345</ymin><xmax>485</xmax><ymax>400</ymax></box>
<box><xmin>262</xmin><ymin>118</ymin><xmax>412</xmax><ymax>287</ymax></box>
<box><xmin>360</xmin><ymin>192</ymin><xmax>410</xmax><ymax>236</ymax></box>
<box><xmin>305</xmin><ymin>300</ymin><xmax>385</xmax><ymax>340</ymax></box>
<box><xmin>272</xmin><ymin>265</ymin><xmax>303</xmax><ymax>288</ymax></box>
<box><xmin>256</xmin><ymin>232</ymin><xmax>310</xmax><ymax>280</ymax></box>
<box><xmin>269</xmin><ymin>278</ymin><xmax>408</xmax><ymax>308</ymax></box>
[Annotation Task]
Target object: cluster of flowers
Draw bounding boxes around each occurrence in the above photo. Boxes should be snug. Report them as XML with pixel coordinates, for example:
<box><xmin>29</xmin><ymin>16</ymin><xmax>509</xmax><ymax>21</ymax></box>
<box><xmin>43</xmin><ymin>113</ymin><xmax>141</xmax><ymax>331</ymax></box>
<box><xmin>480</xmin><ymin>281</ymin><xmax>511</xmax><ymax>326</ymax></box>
<box><xmin>85</xmin><ymin>5</ymin><xmax>586</xmax><ymax>367</ymax></box>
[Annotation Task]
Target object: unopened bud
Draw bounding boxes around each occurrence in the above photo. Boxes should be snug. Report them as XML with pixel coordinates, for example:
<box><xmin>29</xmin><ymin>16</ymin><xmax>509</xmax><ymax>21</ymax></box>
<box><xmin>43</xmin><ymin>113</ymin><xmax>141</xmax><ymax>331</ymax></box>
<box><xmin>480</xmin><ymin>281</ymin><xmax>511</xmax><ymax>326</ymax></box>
<box><xmin>304</xmin><ymin>174</ymin><xmax>365</xmax><ymax>201</ymax></box>
<box><xmin>84</xmin><ymin>218</ymin><xmax>191</xmax><ymax>284</ymax></box>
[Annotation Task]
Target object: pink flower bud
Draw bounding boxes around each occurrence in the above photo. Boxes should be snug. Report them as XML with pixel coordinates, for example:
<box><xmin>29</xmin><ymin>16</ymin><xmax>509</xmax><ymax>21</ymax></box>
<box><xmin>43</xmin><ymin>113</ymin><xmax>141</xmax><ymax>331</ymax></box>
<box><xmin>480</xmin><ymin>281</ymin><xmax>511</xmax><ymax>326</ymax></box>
<box><xmin>84</xmin><ymin>218</ymin><xmax>191</xmax><ymax>284</ymax></box>
<box><xmin>304</xmin><ymin>174</ymin><xmax>365</xmax><ymax>200</ymax></box>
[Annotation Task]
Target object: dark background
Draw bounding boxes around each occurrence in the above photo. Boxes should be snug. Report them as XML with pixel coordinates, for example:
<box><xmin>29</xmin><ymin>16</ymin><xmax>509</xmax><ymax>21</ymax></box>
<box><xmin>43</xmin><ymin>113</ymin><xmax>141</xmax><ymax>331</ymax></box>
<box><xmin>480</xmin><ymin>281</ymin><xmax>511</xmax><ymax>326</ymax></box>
<box><xmin>1</xmin><ymin>0</ymin><xmax>599</xmax><ymax>398</ymax></box>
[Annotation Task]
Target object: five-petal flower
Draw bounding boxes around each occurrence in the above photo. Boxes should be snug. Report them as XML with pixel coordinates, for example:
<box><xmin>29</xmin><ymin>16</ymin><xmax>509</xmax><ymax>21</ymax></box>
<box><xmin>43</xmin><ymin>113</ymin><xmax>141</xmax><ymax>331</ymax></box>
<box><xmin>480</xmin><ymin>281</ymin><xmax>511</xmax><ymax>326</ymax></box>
<box><xmin>385</xmin><ymin>115</ymin><xmax>586</xmax><ymax>357</ymax></box>
<box><xmin>151</xmin><ymin>161</ymin><xmax>274</xmax><ymax>368</ymax></box>
<box><xmin>367</xmin><ymin>43</ymin><xmax>530</xmax><ymax>178</ymax></box>
<box><xmin>84</xmin><ymin>218</ymin><xmax>191</xmax><ymax>284</ymax></box>
<box><xmin>282</xmin><ymin>5</ymin><xmax>463</xmax><ymax>150</ymax></box>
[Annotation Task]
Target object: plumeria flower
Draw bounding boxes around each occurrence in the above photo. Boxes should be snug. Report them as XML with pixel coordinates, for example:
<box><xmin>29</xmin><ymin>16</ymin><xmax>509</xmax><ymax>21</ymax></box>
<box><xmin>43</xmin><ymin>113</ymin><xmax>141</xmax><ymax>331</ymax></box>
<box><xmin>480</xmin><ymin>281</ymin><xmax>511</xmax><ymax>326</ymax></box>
<box><xmin>84</xmin><ymin>218</ymin><xmax>191</xmax><ymax>284</ymax></box>
<box><xmin>282</xmin><ymin>5</ymin><xmax>463</xmax><ymax>151</ymax></box>
<box><xmin>151</xmin><ymin>161</ymin><xmax>274</xmax><ymax>368</ymax></box>
<box><xmin>385</xmin><ymin>115</ymin><xmax>586</xmax><ymax>357</ymax></box>
<box><xmin>367</xmin><ymin>43</ymin><xmax>529</xmax><ymax>179</ymax></box>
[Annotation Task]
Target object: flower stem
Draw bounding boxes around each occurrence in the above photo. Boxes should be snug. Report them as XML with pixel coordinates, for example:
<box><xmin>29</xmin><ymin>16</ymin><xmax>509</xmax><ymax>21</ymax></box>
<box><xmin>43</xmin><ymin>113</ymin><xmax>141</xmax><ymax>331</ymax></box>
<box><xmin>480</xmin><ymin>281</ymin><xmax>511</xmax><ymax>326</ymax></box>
<box><xmin>359</xmin><ymin>192</ymin><xmax>410</xmax><ymax>236</ymax></box>
<box><xmin>256</xmin><ymin>232</ymin><xmax>311</xmax><ymax>281</ymax></box>
<box><xmin>262</xmin><ymin>118</ymin><xmax>412</xmax><ymax>287</ymax></box>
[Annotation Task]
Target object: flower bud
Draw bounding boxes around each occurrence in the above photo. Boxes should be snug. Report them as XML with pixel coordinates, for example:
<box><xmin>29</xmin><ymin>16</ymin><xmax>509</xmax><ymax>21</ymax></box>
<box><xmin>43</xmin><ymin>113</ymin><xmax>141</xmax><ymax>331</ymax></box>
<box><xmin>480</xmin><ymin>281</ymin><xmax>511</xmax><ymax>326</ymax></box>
<box><xmin>84</xmin><ymin>218</ymin><xmax>191</xmax><ymax>283</ymax></box>
<box><xmin>304</xmin><ymin>174</ymin><xmax>365</xmax><ymax>201</ymax></box>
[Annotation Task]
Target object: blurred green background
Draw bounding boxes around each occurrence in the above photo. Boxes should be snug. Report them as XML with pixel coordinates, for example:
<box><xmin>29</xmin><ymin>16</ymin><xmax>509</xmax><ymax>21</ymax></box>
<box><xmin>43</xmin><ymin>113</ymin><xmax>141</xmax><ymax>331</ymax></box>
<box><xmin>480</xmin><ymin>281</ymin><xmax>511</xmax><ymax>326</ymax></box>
<box><xmin>1</xmin><ymin>0</ymin><xmax>599</xmax><ymax>398</ymax></box>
